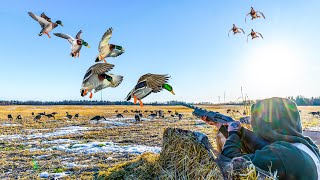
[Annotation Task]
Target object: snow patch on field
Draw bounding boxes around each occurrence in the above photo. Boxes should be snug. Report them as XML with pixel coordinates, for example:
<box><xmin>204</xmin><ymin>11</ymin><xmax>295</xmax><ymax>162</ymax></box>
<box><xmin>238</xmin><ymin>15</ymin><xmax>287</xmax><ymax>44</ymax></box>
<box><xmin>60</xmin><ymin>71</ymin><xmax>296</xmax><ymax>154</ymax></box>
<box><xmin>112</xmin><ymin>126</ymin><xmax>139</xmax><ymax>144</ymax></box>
<box><xmin>0</xmin><ymin>126</ymin><xmax>99</xmax><ymax>141</ymax></box>
<box><xmin>0</xmin><ymin>123</ymin><xmax>21</xmax><ymax>127</ymax></box>
<box><xmin>50</xmin><ymin>141</ymin><xmax>161</xmax><ymax>155</ymax></box>
<box><xmin>39</xmin><ymin>172</ymin><xmax>68</xmax><ymax>179</ymax></box>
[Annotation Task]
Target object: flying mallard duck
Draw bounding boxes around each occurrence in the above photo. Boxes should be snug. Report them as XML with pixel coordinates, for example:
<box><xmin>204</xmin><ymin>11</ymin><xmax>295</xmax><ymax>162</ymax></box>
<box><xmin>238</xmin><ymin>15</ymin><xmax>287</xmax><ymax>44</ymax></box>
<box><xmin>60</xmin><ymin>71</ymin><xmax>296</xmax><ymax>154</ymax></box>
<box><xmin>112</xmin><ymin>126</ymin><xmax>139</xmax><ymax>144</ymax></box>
<box><xmin>228</xmin><ymin>24</ymin><xmax>245</xmax><ymax>37</ymax></box>
<box><xmin>54</xmin><ymin>30</ymin><xmax>90</xmax><ymax>58</ymax></box>
<box><xmin>28</xmin><ymin>12</ymin><xmax>63</xmax><ymax>38</ymax></box>
<box><xmin>95</xmin><ymin>27</ymin><xmax>125</xmax><ymax>63</ymax></box>
<box><xmin>245</xmin><ymin>7</ymin><xmax>265</xmax><ymax>23</ymax></box>
<box><xmin>80</xmin><ymin>63</ymin><xmax>123</xmax><ymax>99</ymax></box>
<box><xmin>247</xmin><ymin>29</ymin><xmax>263</xmax><ymax>43</ymax></box>
<box><xmin>125</xmin><ymin>74</ymin><xmax>175</xmax><ymax>107</ymax></box>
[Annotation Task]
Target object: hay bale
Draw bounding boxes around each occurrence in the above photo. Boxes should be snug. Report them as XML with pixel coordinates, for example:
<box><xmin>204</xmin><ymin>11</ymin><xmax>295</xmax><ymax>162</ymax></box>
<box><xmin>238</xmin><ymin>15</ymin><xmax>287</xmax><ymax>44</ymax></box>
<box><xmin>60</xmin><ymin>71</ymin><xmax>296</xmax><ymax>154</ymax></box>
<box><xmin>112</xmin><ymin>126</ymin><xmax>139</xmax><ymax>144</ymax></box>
<box><xmin>99</xmin><ymin>128</ymin><xmax>276</xmax><ymax>180</ymax></box>
<box><xmin>157</xmin><ymin>128</ymin><xmax>223</xmax><ymax>180</ymax></box>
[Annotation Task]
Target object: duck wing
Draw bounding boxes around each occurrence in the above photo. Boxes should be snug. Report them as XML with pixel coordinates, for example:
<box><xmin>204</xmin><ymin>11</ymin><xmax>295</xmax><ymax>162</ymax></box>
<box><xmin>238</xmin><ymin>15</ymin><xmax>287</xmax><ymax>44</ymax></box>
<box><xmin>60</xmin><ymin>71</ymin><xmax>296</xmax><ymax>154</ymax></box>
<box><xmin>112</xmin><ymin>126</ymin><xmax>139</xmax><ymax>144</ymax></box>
<box><xmin>53</xmin><ymin>33</ymin><xmax>74</xmax><ymax>44</ymax></box>
<box><xmin>258</xmin><ymin>11</ymin><xmax>266</xmax><ymax>19</ymax></box>
<box><xmin>245</xmin><ymin>13</ymin><xmax>250</xmax><ymax>24</ymax></box>
<box><xmin>40</xmin><ymin>12</ymin><xmax>52</xmax><ymax>22</ymax></box>
<box><xmin>228</xmin><ymin>29</ymin><xmax>232</xmax><ymax>37</ymax></box>
<box><xmin>75</xmin><ymin>30</ymin><xmax>82</xmax><ymax>39</ymax></box>
<box><xmin>28</xmin><ymin>12</ymin><xmax>50</xmax><ymax>28</ymax></box>
<box><xmin>239</xmin><ymin>28</ymin><xmax>245</xmax><ymax>34</ymax></box>
<box><xmin>82</xmin><ymin>63</ymin><xmax>115</xmax><ymax>84</ymax></box>
<box><xmin>98</xmin><ymin>27</ymin><xmax>113</xmax><ymax>52</ymax></box>
<box><xmin>137</xmin><ymin>74</ymin><xmax>170</xmax><ymax>93</ymax></box>
<box><xmin>257</xmin><ymin>32</ymin><xmax>264</xmax><ymax>39</ymax></box>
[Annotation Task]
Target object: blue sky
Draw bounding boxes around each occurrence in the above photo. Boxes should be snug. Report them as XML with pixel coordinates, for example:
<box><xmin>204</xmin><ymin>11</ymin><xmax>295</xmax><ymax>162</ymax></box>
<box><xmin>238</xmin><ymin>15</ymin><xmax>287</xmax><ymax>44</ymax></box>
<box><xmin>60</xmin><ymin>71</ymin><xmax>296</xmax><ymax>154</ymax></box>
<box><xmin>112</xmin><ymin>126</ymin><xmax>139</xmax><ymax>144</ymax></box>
<box><xmin>0</xmin><ymin>0</ymin><xmax>319</xmax><ymax>103</ymax></box>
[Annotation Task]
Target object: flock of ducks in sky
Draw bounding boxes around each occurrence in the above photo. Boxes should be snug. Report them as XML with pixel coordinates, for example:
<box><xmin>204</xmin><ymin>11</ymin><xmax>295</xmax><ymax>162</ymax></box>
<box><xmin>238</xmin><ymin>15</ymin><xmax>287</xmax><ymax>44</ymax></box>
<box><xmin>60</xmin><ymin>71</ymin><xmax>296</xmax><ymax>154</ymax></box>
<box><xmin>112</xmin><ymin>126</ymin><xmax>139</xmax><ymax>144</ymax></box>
<box><xmin>28</xmin><ymin>12</ymin><xmax>175</xmax><ymax>107</ymax></box>
<box><xmin>228</xmin><ymin>7</ymin><xmax>266</xmax><ymax>42</ymax></box>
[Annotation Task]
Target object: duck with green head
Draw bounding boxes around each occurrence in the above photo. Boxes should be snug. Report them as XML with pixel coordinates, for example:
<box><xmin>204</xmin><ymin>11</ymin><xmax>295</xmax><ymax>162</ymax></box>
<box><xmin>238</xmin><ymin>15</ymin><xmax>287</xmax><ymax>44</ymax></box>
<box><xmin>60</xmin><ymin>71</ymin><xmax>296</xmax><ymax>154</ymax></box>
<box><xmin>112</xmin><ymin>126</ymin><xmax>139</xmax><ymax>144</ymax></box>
<box><xmin>80</xmin><ymin>63</ymin><xmax>123</xmax><ymax>99</ymax></box>
<box><xmin>125</xmin><ymin>74</ymin><xmax>175</xmax><ymax>107</ymax></box>
<box><xmin>54</xmin><ymin>30</ymin><xmax>90</xmax><ymax>58</ymax></box>
<box><xmin>28</xmin><ymin>12</ymin><xmax>63</xmax><ymax>38</ymax></box>
<box><xmin>95</xmin><ymin>27</ymin><xmax>125</xmax><ymax>63</ymax></box>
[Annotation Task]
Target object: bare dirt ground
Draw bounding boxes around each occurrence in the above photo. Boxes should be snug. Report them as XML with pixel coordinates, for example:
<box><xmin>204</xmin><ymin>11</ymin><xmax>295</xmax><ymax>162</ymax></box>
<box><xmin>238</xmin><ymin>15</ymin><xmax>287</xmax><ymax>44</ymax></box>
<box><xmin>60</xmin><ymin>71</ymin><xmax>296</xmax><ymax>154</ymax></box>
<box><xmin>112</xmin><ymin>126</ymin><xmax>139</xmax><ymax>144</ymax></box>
<box><xmin>0</xmin><ymin>105</ymin><xmax>319</xmax><ymax>179</ymax></box>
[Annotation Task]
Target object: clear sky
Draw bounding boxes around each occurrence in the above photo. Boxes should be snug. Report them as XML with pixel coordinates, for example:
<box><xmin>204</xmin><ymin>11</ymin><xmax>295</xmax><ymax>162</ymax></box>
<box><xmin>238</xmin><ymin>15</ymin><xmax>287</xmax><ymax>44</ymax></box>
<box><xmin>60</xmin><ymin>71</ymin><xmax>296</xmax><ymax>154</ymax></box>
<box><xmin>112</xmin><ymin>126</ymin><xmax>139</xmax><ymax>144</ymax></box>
<box><xmin>0</xmin><ymin>0</ymin><xmax>319</xmax><ymax>103</ymax></box>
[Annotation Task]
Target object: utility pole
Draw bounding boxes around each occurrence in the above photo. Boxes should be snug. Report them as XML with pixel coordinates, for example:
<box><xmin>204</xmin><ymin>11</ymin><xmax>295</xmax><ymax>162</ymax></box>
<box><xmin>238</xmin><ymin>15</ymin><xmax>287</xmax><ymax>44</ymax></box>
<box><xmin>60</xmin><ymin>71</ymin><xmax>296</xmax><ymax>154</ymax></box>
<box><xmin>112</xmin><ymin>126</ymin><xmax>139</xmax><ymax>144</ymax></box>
<box><xmin>218</xmin><ymin>96</ymin><xmax>221</xmax><ymax>104</ymax></box>
<box><xmin>224</xmin><ymin>91</ymin><xmax>226</xmax><ymax>103</ymax></box>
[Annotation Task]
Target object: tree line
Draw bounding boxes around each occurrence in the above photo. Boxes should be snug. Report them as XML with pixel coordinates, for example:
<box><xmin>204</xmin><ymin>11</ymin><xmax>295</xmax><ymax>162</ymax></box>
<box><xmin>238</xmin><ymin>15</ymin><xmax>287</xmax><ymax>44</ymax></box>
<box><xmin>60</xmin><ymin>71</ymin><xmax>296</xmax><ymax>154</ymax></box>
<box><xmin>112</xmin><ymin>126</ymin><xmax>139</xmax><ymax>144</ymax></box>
<box><xmin>0</xmin><ymin>96</ymin><xmax>319</xmax><ymax>106</ymax></box>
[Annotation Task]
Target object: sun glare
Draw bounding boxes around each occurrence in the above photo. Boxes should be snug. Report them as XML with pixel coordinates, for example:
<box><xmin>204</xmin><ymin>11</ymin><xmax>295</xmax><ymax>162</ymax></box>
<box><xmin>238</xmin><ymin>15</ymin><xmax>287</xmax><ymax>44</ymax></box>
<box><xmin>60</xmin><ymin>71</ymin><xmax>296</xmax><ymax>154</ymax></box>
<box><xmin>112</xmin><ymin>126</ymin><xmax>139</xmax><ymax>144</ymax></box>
<box><xmin>243</xmin><ymin>43</ymin><xmax>305</xmax><ymax>97</ymax></box>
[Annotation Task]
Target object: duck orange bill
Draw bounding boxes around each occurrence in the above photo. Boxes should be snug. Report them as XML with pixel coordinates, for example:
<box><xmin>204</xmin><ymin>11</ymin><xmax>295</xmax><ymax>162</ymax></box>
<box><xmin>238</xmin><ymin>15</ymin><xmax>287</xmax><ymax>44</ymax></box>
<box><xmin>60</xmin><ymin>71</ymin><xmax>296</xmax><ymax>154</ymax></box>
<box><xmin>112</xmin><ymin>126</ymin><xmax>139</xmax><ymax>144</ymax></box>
<box><xmin>170</xmin><ymin>90</ymin><xmax>175</xmax><ymax>95</ymax></box>
<box><xmin>89</xmin><ymin>92</ymin><xmax>93</xmax><ymax>99</ymax></box>
<box><xmin>134</xmin><ymin>95</ymin><xmax>137</xmax><ymax>104</ymax></box>
<box><xmin>104</xmin><ymin>59</ymin><xmax>107</xmax><ymax>63</ymax></box>
<box><xmin>138</xmin><ymin>99</ymin><xmax>144</xmax><ymax>107</ymax></box>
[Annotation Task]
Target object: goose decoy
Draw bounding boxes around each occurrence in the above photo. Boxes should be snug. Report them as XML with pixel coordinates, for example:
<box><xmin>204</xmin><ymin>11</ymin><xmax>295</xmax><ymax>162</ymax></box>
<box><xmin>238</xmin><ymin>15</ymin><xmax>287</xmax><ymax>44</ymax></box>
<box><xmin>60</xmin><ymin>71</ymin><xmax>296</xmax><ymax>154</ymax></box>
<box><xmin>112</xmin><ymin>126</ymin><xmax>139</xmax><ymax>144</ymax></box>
<box><xmin>54</xmin><ymin>30</ymin><xmax>90</xmax><ymax>58</ymax></box>
<box><xmin>245</xmin><ymin>7</ymin><xmax>265</xmax><ymax>23</ymax></box>
<box><xmin>7</xmin><ymin>114</ymin><xmax>13</xmax><ymax>120</ymax></box>
<box><xmin>116</xmin><ymin>114</ymin><xmax>124</xmax><ymax>118</ymax></box>
<box><xmin>28</xmin><ymin>12</ymin><xmax>63</xmax><ymax>38</ymax></box>
<box><xmin>148</xmin><ymin>113</ymin><xmax>157</xmax><ymax>119</ymax></box>
<box><xmin>66</xmin><ymin>112</ymin><xmax>72</xmax><ymax>120</ymax></box>
<box><xmin>51</xmin><ymin>112</ymin><xmax>58</xmax><ymax>115</ymax></box>
<box><xmin>125</xmin><ymin>74</ymin><xmax>175</xmax><ymax>107</ymax></box>
<box><xmin>34</xmin><ymin>114</ymin><xmax>41</xmax><ymax>121</ymax></box>
<box><xmin>16</xmin><ymin>115</ymin><xmax>23</xmax><ymax>120</ymax></box>
<box><xmin>134</xmin><ymin>114</ymin><xmax>141</xmax><ymax>122</ymax></box>
<box><xmin>95</xmin><ymin>27</ymin><xmax>125</xmax><ymax>63</ymax></box>
<box><xmin>90</xmin><ymin>115</ymin><xmax>106</xmax><ymax>121</ymax></box>
<box><xmin>45</xmin><ymin>114</ymin><xmax>55</xmax><ymax>119</ymax></box>
<box><xmin>74</xmin><ymin>113</ymin><xmax>79</xmax><ymax>119</ymax></box>
<box><xmin>247</xmin><ymin>29</ymin><xmax>263</xmax><ymax>43</ymax></box>
<box><xmin>80</xmin><ymin>63</ymin><xmax>122</xmax><ymax>99</ymax></box>
<box><xmin>228</xmin><ymin>24</ymin><xmax>245</xmax><ymax>37</ymax></box>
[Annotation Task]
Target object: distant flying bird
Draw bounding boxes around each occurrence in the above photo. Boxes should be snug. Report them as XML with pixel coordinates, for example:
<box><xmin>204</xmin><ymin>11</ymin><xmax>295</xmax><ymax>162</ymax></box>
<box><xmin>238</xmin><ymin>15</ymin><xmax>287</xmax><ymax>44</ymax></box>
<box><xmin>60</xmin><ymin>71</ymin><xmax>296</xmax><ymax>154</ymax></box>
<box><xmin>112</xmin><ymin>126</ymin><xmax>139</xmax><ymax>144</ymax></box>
<box><xmin>80</xmin><ymin>63</ymin><xmax>122</xmax><ymax>99</ymax></box>
<box><xmin>247</xmin><ymin>29</ymin><xmax>263</xmax><ymax>43</ymax></box>
<box><xmin>228</xmin><ymin>24</ymin><xmax>245</xmax><ymax>37</ymax></box>
<box><xmin>28</xmin><ymin>12</ymin><xmax>63</xmax><ymax>38</ymax></box>
<box><xmin>95</xmin><ymin>27</ymin><xmax>125</xmax><ymax>63</ymax></box>
<box><xmin>245</xmin><ymin>7</ymin><xmax>265</xmax><ymax>23</ymax></box>
<box><xmin>125</xmin><ymin>74</ymin><xmax>175</xmax><ymax>107</ymax></box>
<box><xmin>54</xmin><ymin>30</ymin><xmax>90</xmax><ymax>58</ymax></box>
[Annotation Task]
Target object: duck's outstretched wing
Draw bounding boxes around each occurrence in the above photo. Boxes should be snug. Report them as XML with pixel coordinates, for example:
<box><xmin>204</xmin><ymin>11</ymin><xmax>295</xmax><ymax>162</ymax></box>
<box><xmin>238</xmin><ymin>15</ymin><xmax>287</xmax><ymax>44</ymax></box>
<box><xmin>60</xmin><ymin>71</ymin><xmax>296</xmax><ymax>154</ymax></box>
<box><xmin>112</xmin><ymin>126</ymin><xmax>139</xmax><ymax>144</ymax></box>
<box><xmin>82</xmin><ymin>63</ymin><xmax>114</xmax><ymax>84</ymax></box>
<box><xmin>54</xmin><ymin>33</ymin><xmax>74</xmax><ymax>44</ymax></box>
<box><xmin>138</xmin><ymin>74</ymin><xmax>170</xmax><ymax>93</ymax></box>
<box><xmin>247</xmin><ymin>34</ymin><xmax>251</xmax><ymax>43</ymax></box>
<box><xmin>245</xmin><ymin>13</ymin><xmax>250</xmax><ymax>23</ymax></box>
<box><xmin>28</xmin><ymin>12</ymin><xmax>50</xmax><ymax>28</ymax></box>
<box><xmin>258</xmin><ymin>11</ymin><xmax>266</xmax><ymax>19</ymax></box>
<box><xmin>228</xmin><ymin>29</ymin><xmax>232</xmax><ymax>37</ymax></box>
<box><xmin>257</xmin><ymin>32</ymin><xmax>264</xmax><ymax>39</ymax></box>
<box><xmin>98</xmin><ymin>27</ymin><xmax>113</xmax><ymax>52</ymax></box>
<box><xmin>40</xmin><ymin>12</ymin><xmax>52</xmax><ymax>22</ymax></box>
<box><xmin>75</xmin><ymin>30</ymin><xmax>82</xmax><ymax>39</ymax></box>
<box><xmin>239</xmin><ymin>28</ymin><xmax>245</xmax><ymax>34</ymax></box>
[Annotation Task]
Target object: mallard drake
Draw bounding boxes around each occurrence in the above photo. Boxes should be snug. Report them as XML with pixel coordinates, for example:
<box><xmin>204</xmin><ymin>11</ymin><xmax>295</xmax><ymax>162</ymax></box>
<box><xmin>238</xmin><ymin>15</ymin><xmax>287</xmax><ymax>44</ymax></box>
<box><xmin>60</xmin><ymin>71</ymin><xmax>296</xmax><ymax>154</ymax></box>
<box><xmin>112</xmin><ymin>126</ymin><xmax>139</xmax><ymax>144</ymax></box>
<box><xmin>245</xmin><ymin>7</ymin><xmax>265</xmax><ymax>23</ymax></box>
<box><xmin>228</xmin><ymin>24</ymin><xmax>245</xmax><ymax>37</ymax></box>
<box><xmin>125</xmin><ymin>74</ymin><xmax>175</xmax><ymax>107</ymax></box>
<box><xmin>28</xmin><ymin>12</ymin><xmax>63</xmax><ymax>38</ymax></box>
<box><xmin>247</xmin><ymin>29</ymin><xmax>263</xmax><ymax>42</ymax></box>
<box><xmin>95</xmin><ymin>27</ymin><xmax>125</xmax><ymax>63</ymax></box>
<box><xmin>54</xmin><ymin>30</ymin><xmax>90</xmax><ymax>58</ymax></box>
<box><xmin>80</xmin><ymin>63</ymin><xmax>123</xmax><ymax>99</ymax></box>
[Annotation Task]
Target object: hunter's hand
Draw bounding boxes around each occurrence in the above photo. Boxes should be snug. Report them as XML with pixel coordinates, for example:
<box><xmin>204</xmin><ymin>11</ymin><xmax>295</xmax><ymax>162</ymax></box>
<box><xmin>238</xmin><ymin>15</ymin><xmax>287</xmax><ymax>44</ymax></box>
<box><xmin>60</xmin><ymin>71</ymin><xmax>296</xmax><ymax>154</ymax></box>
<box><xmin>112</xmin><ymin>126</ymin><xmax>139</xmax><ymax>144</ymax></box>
<box><xmin>201</xmin><ymin>116</ymin><xmax>222</xmax><ymax>129</ymax></box>
<box><xmin>227</xmin><ymin>121</ymin><xmax>241</xmax><ymax>132</ymax></box>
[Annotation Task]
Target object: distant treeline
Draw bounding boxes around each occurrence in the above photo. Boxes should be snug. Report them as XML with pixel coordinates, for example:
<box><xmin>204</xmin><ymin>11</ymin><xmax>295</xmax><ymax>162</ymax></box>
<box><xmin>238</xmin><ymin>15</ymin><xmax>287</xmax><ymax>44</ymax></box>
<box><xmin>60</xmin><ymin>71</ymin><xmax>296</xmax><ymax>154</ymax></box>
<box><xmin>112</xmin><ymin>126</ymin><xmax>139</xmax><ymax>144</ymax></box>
<box><xmin>0</xmin><ymin>96</ymin><xmax>319</xmax><ymax>106</ymax></box>
<box><xmin>0</xmin><ymin>100</ymin><xmax>191</xmax><ymax>106</ymax></box>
